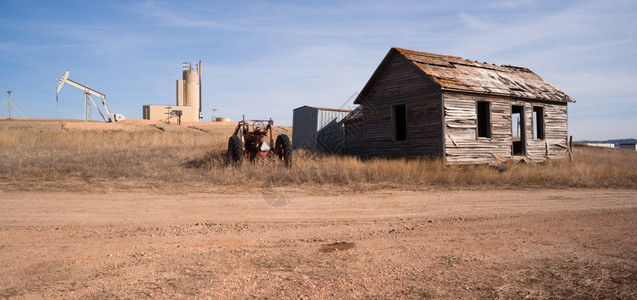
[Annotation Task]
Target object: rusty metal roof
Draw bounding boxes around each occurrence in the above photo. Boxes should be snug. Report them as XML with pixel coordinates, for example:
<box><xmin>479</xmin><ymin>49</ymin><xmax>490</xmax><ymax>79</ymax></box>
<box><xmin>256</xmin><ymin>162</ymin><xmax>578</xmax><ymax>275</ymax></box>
<box><xmin>293</xmin><ymin>105</ymin><xmax>352</xmax><ymax>113</ymax></box>
<box><xmin>359</xmin><ymin>47</ymin><xmax>575</xmax><ymax>103</ymax></box>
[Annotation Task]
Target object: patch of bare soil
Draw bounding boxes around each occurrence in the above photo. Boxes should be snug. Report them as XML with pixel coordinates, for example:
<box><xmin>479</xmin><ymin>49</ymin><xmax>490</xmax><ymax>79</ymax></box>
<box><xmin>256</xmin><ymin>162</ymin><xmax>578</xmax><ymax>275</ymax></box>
<box><xmin>318</xmin><ymin>242</ymin><xmax>356</xmax><ymax>253</ymax></box>
<box><xmin>0</xmin><ymin>189</ymin><xmax>636</xmax><ymax>298</ymax></box>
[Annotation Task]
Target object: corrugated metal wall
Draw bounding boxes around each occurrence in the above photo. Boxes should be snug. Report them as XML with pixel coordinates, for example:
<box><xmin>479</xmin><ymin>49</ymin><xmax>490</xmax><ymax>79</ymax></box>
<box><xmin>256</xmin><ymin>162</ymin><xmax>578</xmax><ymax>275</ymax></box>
<box><xmin>292</xmin><ymin>107</ymin><xmax>318</xmax><ymax>148</ymax></box>
<box><xmin>315</xmin><ymin>109</ymin><xmax>350</xmax><ymax>153</ymax></box>
<box><xmin>292</xmin><ymin>106</ymin><xmax>351</xmax><ymax>152</ymax></box>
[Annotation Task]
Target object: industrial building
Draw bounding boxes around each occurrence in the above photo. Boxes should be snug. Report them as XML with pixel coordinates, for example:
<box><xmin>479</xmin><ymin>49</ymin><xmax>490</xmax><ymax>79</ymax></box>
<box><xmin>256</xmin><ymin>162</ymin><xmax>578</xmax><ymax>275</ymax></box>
<box><xmin>342</xmin><ymin>47</ymin><xmax>576</xmax><ymax>164</ymax></box>
<box><xmin>582</xmin><ymin>143</ymin><xmax>615</xmax><ymax>148</ymax></box>
<box><xmin>292</xmin><ymin>106</ymin><xmax>351</xmax><ymax>153</ymax></box>
<box><xmin>143</xmin><ymin>61</ymin><xmax>202</xmax><ymax>124</ymax></box>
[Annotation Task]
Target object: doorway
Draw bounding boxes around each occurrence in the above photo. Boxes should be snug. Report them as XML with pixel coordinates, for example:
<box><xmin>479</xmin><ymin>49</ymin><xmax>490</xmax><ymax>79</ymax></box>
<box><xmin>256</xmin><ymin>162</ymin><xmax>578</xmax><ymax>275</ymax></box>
<box><xmin>512</xmin><ymin>105</ymin><xmax>525</xmax><ymax>155</ymax></box>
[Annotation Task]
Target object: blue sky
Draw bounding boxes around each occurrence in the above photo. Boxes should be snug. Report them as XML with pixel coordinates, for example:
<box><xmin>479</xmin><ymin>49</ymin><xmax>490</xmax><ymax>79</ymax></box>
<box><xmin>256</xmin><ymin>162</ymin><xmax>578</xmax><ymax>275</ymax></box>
<box><xmin>1</xmin><ymin>0</ymin><xmax>635</xmax><ymax>140</ymax></box>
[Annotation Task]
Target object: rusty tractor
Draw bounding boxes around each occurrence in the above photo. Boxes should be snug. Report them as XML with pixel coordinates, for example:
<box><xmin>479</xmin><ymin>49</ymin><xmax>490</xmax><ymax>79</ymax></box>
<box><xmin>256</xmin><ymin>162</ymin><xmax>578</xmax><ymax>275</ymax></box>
<box><xmin>227</xmin><ymin>117</ymin><xmax>292</xmax><ymax>167</ymax></box>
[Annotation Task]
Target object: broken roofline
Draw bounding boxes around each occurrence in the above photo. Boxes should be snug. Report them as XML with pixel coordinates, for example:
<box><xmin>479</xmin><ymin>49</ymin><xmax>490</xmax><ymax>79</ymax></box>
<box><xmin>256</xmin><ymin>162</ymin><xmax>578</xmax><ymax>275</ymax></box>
<box><xmin>355</xmin><ymin>47</ymin><xmax>575</xmax><ymax>104</ymax></box>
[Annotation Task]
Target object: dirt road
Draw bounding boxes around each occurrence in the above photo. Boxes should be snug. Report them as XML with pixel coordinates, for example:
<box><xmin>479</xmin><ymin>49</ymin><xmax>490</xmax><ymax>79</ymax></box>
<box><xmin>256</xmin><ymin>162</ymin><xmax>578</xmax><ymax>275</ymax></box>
<box><xmin>1</xmin><ymin>189</ymin><xmax>636</xmax><ymax>298</ymax></box>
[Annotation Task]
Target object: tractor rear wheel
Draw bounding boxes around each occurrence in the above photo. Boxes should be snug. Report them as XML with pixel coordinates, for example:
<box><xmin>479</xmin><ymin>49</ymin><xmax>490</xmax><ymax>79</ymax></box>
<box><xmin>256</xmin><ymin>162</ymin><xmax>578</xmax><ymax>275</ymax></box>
<box><xmin>227</xmin><ymin>136</ymin><xmax>243</xmax><ymax>166</ymax></box>
<box><xmin>275</xmin><ymin>134</ymin><xmax>292</xmax><ymax>167</ymax></box>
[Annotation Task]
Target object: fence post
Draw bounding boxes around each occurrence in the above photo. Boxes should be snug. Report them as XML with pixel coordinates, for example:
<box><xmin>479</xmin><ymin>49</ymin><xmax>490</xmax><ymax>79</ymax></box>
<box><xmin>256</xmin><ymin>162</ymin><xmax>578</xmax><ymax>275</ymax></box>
<box><xmin>568</xmin><ymin>135</ymin><xmax>574</xmax><ymax>161</ymax></box>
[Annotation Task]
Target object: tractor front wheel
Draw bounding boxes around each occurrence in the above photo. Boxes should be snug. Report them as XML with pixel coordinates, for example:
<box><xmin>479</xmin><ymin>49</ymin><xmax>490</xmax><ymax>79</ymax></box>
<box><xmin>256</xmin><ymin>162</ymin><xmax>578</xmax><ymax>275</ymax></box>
<box><xmin>227</xmin><ymin>136</ymin><xmax>243</xmax><ymax>166</ymax></box>
<box><xmin>275</xmin><ymin>134</ymin><xmax>292</xmax><ymax>167</ymax></box>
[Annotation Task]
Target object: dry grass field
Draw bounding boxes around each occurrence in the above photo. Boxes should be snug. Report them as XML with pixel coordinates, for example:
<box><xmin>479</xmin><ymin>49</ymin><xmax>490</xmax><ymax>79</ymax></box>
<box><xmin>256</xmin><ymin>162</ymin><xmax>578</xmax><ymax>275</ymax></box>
<box><xmin>1</xmin><ymin>119</ymin><xmax>636</xmax><ymax>298</ymax></box>
<box><xmin>1</xmin><ymin>119</ymin><xmax>636</xmax><ymax>193</ymax></box>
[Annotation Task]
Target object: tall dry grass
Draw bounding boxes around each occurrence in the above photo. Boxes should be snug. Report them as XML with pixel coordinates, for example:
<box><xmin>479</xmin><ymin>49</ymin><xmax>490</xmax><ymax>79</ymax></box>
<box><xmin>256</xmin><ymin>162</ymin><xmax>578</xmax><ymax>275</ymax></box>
<box><xmin>1</xmin><ymin>120</ymin><xmax>636</xmax><ymax>192</ymax></box>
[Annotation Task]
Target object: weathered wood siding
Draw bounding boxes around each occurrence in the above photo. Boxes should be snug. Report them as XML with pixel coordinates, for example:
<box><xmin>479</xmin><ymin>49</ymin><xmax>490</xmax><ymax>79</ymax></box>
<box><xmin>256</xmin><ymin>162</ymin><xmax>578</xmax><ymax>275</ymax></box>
<box><xmin>343</xmin><ymin>117</ymin><xmax>364</xmax><ymax>156</ymax></box>
<box><xmin>526</xmin><ymin>103</ymin><xmax>569</xmax><ymax>161</ymax></box>
<box><xmin>443</xmin><ymin>91</ymin><xmax>569</xmax><ymax>164</ymax></box>
<box><xmin>361</xmin><ymin>54</ymin><xmax>443</xmax><ymax>158</ymax></box>
<box><xmin>443</xmin><ymin>92</ymin><xmax>511</xmax><ymax>164</ymax></box>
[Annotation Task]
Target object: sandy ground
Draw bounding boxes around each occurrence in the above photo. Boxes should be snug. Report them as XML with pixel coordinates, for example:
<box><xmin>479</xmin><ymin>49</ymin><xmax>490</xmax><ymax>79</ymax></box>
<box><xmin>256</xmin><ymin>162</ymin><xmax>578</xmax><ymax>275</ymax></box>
<box><xmin>1</xmin><ymin>188</ymin><xmax>636</xmax><ymax>298</ymax></box>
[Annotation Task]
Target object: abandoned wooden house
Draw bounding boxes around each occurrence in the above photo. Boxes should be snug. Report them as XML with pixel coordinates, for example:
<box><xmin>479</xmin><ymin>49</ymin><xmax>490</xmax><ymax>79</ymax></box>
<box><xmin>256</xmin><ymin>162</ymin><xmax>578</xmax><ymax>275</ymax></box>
<box><xmin>344</xmin><ymin>47</ymin><xmax>576</xmax><ymax>164</ymax></box>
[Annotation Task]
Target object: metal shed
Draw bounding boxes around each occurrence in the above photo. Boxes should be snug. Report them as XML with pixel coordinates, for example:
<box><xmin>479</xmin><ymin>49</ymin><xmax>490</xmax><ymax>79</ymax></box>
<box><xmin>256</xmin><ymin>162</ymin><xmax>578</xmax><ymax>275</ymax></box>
<box><xmin>292</xmin><ymin>106</ymin><xmax>352</xmax><ymax>153</ymax></box>
<box><xmin>619</xmin><ymin>143</ymin><xmax>637</xmax><ymax>150</ymax></box>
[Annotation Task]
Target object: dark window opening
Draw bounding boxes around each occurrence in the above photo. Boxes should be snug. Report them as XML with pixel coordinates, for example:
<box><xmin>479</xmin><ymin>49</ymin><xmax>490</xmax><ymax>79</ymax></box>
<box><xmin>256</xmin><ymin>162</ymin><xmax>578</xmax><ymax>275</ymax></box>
<box><xmin>477</xmin><ymin>101</ymin><xmax>491</xmax><ymax>138</ymax></box>
<box><xmin>392</xmin><ymin>104</ymin><xmax>407</xmax><ymax>141</ymax></box>
<box><xmin>533</xmin><ymin>106</ymin><xmax>545</xmax><ymax>139</ymax></box>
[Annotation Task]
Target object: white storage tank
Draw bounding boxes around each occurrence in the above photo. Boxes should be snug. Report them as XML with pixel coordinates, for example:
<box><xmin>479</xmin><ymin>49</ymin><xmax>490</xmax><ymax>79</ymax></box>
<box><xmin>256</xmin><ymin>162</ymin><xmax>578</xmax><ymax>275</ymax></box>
<box><xmin>176</xmin><ymin>61</ymin><xmax>202</xmax><ymax>122</ymax></box>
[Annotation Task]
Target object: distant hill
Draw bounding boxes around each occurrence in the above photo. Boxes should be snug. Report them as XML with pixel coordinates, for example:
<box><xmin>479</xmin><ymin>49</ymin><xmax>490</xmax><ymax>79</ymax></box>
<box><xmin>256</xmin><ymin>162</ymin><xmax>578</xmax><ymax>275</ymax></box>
<box><xmin>576</xmin><ymin>138</ymin><xmax>637</xmax><ymax>147</ymax></box>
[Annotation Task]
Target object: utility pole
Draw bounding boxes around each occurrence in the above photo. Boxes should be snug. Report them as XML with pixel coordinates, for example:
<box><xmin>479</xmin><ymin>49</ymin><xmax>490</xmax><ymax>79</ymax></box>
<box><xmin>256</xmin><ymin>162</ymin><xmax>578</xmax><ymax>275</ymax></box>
<box><xmin>6</xmin><ymin>90</ymin><xmax>11</xmax><ymax>119</ymax></box>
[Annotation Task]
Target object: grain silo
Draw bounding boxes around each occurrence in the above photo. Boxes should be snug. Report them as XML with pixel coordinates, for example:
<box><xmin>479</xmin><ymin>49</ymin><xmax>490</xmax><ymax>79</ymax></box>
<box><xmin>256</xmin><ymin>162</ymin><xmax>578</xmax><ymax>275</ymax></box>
<box><xmin>176</xmin><ymin>61</ymin><xmax>202</xmax><ymax>122</ymax></box>
<box><xmin>142</xmin><ymin>61</ymin><xmax>203</xmax><ymax>124</ymax></box>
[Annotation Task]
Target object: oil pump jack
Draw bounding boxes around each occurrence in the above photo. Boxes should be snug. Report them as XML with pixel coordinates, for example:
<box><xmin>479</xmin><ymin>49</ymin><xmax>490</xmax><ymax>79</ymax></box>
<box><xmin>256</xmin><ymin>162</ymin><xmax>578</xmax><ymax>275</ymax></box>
<box><xmin>56</xmin><ymin>70</ymin><xmax>125</xmax><ymax>122</ymax></box>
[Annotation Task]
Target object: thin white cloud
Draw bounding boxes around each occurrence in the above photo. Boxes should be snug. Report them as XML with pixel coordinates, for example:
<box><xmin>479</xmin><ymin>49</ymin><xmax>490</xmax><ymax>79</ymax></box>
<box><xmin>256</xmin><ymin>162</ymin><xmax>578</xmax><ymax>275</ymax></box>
<box><xmin>134</xmin><ymin>0</ymin><xmax>225</xmax><ymax>28</ymax></box>
<box><xmin>486</xmin><ymin>0</ymin><xmax>538</xmax><ymax>9</ymax></box>
<box><xmin>456</xmin><ymin>0</ymin><xmax>635</xmax><ymax>58</ymax></box>
<box><xmin>201</xmin><ymin>42</ymin><xmax>374</xmax><ymax>124</ymax></box>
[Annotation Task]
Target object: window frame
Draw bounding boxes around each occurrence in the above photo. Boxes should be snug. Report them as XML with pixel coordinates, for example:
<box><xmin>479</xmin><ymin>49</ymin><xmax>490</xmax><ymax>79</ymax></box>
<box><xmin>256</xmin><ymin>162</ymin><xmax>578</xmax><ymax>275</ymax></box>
<box><xmin>476</xmin><ymin>101</ymin><xmax>492</xmax><ymax>139</ymax></box>
<box><xmin>532</xmin><ymin>106</ymin><xmax>545</xmax><ymax>140</ymax></box>
<box><xmin>391</xmin><ymin>104</ymin><xmax>407</xmax><ymax>142</ymax></box>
